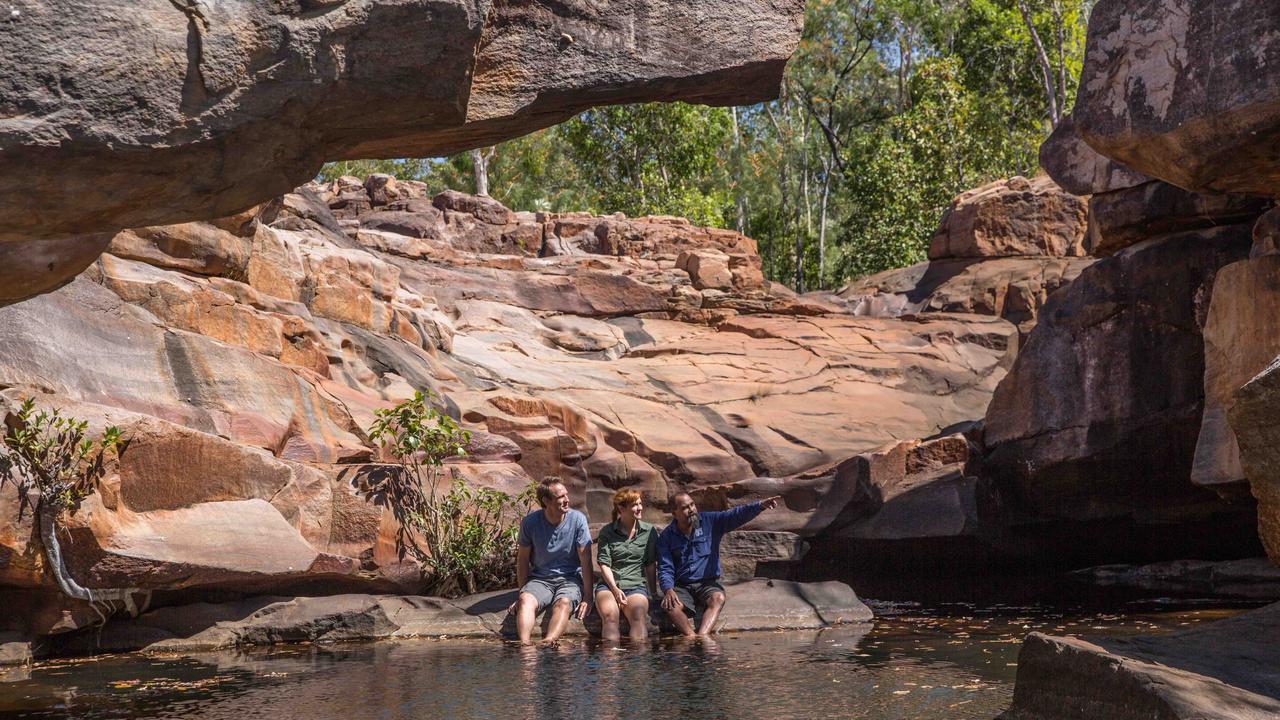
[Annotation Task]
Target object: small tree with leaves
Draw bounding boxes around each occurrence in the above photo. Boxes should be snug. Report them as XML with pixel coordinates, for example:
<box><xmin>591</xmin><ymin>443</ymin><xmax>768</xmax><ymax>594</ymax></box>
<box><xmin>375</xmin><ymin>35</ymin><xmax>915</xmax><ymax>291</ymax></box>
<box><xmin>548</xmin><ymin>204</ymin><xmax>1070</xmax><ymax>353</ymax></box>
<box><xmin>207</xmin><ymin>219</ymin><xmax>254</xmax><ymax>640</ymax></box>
<box><xmin>0</xmin><ymin>399</ymin><xmax>138</xmax><ymax>607</ymax></box>
<box><xmin>361</xmin><ymin>390</ymin><xmax>533</xmax><ymax>597</ymax></box>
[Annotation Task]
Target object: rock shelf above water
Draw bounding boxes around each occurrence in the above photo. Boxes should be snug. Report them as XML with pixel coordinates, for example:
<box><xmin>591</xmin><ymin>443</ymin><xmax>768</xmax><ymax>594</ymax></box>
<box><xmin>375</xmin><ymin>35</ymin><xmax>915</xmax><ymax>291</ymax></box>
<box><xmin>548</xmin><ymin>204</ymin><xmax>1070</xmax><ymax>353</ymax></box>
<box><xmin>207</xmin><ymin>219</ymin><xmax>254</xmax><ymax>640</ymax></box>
<box><xmin>16</xmin><ymin>579</ymin><xmax>871</xmax><ymax>661</ymax></box>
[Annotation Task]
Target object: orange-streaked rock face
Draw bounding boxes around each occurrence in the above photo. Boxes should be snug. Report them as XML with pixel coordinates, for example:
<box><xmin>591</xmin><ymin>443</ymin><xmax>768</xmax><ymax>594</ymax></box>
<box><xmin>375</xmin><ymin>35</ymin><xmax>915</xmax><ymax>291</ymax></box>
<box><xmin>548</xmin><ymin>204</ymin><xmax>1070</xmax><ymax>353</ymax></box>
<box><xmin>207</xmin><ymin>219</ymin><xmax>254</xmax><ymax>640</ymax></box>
<box><xmin>928</xmin><ymin>176</ymin><xmax>1089</xmax><ymax>261</ymax></box>
<box><xmin>0</xmin><ymin>179</ymin><xmax>1017</xmax><ymax>628</ymax></box>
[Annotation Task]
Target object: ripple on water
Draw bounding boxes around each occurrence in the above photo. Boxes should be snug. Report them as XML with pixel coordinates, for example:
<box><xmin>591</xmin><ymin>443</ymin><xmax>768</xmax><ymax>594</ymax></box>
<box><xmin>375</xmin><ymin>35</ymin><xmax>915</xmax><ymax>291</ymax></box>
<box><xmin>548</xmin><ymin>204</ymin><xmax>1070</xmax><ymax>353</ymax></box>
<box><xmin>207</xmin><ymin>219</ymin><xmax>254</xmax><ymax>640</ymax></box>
<box><xmin>0</xmin><ymin>604</ymin><xmax>1251</xmax><ymax>720</ymax></box>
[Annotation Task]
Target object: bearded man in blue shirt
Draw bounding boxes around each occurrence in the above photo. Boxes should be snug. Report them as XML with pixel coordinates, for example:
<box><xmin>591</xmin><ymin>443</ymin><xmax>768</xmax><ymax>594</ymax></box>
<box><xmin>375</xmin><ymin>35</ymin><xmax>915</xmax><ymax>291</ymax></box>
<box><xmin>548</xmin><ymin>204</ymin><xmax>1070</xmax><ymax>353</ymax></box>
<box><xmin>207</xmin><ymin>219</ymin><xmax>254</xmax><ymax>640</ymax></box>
<box><xmin>657</xmin><ymin>492</ymin><xmax>781</xmax><ymax>636</ymax></box>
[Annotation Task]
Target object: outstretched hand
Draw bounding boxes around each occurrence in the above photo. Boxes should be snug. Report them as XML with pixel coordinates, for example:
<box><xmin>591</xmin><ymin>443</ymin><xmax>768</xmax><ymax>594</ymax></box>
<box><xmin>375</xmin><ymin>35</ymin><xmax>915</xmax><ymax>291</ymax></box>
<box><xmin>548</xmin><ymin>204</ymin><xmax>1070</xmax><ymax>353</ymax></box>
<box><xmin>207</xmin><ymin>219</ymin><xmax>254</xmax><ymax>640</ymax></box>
<box><xmin>760</xmin><ymin>495</ymin><xmax>782</xmax><ymax>511</ymax></box>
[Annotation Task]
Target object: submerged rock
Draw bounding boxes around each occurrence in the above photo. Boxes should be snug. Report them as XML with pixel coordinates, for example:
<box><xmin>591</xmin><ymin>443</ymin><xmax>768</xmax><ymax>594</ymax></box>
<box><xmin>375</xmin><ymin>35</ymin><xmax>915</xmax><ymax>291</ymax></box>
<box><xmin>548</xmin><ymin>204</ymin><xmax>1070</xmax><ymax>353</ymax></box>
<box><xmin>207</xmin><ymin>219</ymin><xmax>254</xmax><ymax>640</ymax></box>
<box><xmin>1070</xmin><ymin>558</ymin><xmax>1280</xmax><ymax>602</ymax></box>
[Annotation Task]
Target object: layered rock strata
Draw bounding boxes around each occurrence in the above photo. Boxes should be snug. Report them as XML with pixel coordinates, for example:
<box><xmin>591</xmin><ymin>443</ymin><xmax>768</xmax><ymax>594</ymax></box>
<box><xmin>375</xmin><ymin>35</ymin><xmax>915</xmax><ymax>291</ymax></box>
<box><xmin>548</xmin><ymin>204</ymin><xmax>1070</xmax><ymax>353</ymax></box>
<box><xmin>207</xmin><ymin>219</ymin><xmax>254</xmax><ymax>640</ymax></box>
<box><xmin>837</xmin><ymin>176</ymin><xmax>1094</xmax><ymax>335</ymax></box>
<box><xmin>0</xmin><ymin>177</ymin><xmax>1015</xmax><ymax>637</ymax></box>
<box><xmin>1005</xmin><ymin>3</ymin><xmax>1280</xmax><ymax>716</ymax></box>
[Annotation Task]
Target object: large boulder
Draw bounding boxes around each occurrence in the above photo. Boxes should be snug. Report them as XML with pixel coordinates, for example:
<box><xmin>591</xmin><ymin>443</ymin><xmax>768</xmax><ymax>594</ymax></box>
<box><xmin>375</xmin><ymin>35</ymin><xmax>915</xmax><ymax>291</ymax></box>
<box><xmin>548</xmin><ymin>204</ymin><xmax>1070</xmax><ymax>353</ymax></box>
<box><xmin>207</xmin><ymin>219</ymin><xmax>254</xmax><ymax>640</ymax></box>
<box><xmin>1038</xmin><ymin>113</ymin><xmax>1150</xmax><ymax>196</ymax></box>
<box><xmin>983</xmin><ymin>224</ymin><xmax>1255</xmax><ymax>535</ymax></box>
<box><xmin>1193</xmin><ymin>256</ymin><xmax>1280</xmax><ymax>498</ymax></box>
<box><xmin>1230</xmin><ymin>358</ymin><xmax>1280</xmax><ymax>564</ymax></box>
<box><xmin>0</xmin><ymin>0</ymin><xmax>804</xmax><ymax>301</ymax></box>
<box><xmin>1071</xmin><ymin>0</ymin><xmax>1280</xmax><ymax>196</ymax></box>
<box><xmin>1001</xmin><ymin>602</ymin><xmax>1280</xmax><ymax>720</ymax></box>
<box><xmin>928</xmin><ymin>176</ymin><xmax>1089</xmax><ymax>260</ymax></box>
<box><xmin>1087</xmin><ymin>181</ymin><xmax>1270</xmax><ymax>257</ymax></box>
<box><xmin>837</xmin><ymin>255</ymin><xmax>1093</xmax><ymax>335</ymax></box>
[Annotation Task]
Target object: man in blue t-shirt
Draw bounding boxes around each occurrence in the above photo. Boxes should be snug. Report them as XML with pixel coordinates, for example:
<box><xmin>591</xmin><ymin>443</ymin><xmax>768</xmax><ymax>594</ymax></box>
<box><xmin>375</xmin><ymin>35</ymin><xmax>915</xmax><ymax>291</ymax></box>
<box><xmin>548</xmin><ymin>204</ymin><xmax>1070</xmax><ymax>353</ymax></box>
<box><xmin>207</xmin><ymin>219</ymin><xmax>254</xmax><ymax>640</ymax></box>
<box><xmin>657</xmin><ymin>492</ymin><xmax>780</xmax><ymax>636</ymax></box>
<box><xmin>509</xmin><ymin>477</ymin><xmax>594</xmax><ymax>645</ymax></box>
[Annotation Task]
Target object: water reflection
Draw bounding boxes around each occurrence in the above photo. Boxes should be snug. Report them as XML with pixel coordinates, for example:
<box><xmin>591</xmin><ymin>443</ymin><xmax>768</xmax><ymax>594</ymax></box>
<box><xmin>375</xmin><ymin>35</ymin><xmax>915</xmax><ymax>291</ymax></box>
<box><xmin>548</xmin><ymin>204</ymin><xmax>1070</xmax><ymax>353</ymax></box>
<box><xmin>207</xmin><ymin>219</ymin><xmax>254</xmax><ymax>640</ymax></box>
<box><xmin>0</xmin><ymin>605</ymin><xmax>1248</xmax><ymax>720</ymax></box>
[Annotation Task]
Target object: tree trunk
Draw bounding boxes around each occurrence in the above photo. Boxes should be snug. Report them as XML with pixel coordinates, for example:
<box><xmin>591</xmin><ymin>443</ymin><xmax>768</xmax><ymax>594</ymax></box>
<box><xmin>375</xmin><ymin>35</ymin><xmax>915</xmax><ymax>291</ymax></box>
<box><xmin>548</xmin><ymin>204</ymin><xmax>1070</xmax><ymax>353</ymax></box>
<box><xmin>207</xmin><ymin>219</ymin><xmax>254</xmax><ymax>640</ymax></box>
<box><xmin>1053</xmin><ymin>0</ymin><xmax>1068</xmax><ymax>110</ymax></box>
<box><xmin>39</xmin><ymin>502</ymin><xmax>138</xmax><ymax>605</ymax></box>
<box><xmin>818</xmin><ymin>159</ymin><xmax>832</xmax><ymax>291</ymax></box>
<box><xmin>1017</xmin><ymin>0</ymin><xmax>1060</xmax><ymax>124</ymax></box>
<box><xmin>731</xmin><ymin>107</ymin><xmax>747</xmax><ymax>235</ymax></box>
<box><xmin>470</xmin><ymin>148</ymin><xmax>492</xmax><ymax>197</ymax></box>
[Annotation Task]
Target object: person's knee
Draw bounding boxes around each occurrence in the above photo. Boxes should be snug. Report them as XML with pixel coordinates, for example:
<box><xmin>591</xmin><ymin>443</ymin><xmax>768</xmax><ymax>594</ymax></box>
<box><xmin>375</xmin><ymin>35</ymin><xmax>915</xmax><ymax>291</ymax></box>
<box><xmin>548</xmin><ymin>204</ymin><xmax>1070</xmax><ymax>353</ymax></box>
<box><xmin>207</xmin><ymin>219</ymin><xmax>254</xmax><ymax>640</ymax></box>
<box><xmin>552</xmin><ymin>597</ymin><xmax>573</xmax><ymax>612</ymax></box>
<box><xmin>706</xmin><ymin>592</ymin><xmax>726</xmax><ymax>608</ymax></box>
<box><xmin>517</xmin><ymin>593</ymin><xmax>539</xmax><ymax>611</ymax></box>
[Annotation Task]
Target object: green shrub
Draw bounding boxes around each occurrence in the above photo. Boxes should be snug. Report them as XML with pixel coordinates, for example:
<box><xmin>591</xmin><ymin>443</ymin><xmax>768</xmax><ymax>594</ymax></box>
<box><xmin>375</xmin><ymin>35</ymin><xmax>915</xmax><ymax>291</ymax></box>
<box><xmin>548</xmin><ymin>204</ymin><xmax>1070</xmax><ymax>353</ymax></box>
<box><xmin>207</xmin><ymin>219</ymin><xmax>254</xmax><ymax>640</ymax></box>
<box><xmin>361</xmin><ymin>390</ymin><xmax>533</xmax><ymax>597</ymax></box>
<box><xmin>0</xmin><ymin>398</ymin><xmax>133</xmax><ymax>604</ymax></box>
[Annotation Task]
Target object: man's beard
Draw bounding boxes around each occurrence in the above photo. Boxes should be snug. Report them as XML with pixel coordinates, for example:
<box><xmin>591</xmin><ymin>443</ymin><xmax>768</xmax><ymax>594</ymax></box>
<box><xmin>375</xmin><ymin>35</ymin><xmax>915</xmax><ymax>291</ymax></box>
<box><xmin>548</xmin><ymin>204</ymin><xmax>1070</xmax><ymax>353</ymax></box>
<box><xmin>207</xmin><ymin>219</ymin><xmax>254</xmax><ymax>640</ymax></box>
<box><xmin>687</xmin><ymin>513</ymin><xmax>701</xmax><ymax>531</ymax></box>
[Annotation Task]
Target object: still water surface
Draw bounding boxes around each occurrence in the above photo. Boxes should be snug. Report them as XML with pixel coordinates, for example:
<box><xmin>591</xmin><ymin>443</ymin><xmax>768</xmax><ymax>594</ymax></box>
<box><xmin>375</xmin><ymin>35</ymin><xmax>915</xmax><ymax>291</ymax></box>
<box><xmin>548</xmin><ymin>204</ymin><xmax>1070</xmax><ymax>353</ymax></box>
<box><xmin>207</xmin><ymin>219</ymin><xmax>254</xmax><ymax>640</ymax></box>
<box><xmin>0</xmin><ymin>602</ymin><xmax>1249</xmax><ymax>720</ymax></box>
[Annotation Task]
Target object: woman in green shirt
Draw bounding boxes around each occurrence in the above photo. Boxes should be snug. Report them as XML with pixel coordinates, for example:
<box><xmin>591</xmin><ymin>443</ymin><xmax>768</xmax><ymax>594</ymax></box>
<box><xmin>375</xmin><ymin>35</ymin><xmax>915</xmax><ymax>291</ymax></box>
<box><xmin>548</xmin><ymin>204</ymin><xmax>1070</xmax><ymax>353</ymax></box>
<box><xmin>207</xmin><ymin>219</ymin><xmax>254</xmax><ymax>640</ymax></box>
<box><xmin>595</xmin><ymin>488</ymin><xmax>658</xmax><ymax>642</ymax></box>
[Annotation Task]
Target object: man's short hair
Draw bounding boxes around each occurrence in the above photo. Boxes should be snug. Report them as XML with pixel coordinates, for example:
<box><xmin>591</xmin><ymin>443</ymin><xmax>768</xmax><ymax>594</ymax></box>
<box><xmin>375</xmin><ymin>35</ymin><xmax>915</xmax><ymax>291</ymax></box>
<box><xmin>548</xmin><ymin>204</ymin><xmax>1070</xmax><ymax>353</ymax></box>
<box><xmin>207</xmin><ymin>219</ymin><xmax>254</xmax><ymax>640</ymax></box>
<box><xmin>537</xmin><ymin>477</ymin><xmax>565</xmax><ymax>508</ymax></box>
<box><xmin>668</xmin><ymin>491</ymin><xmax>693</xmax><ymax>509</ymax></box>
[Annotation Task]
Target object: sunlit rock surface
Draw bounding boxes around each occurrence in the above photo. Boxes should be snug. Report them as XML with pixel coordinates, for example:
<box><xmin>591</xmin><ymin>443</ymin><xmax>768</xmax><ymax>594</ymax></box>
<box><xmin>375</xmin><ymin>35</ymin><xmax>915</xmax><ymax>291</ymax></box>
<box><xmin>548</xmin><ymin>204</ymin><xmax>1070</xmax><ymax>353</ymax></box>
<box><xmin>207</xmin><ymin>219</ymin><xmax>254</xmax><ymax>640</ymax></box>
<box><xmin>1038</xmin><ymin>113</ymin><xmax>1150</xmax><ymax>196</ymax></box>
<box><xmin>1071</xmin><ymin>0</ymin><xmax>1280</xmax><ymax>196</ymax></box>
<box><xmin>0</xmin><ymin>178</ymin><xmax>1015</xmax><ymax>635</ymax></box>
<box><xmin>836</xmin><ymin>175</ymin><xmax>1093</xmax><ymax>336</ymax></box>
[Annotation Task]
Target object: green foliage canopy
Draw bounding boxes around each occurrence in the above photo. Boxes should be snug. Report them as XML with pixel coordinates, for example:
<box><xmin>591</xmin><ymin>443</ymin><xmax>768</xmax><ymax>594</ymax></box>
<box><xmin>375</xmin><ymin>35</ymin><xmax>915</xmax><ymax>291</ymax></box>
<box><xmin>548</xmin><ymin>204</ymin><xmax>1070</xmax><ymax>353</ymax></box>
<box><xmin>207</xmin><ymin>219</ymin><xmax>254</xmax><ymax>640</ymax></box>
<box><xmin>320</xmin><ymin>0</ymin><xmax>1090</xmax><ymax>290</ymax></box>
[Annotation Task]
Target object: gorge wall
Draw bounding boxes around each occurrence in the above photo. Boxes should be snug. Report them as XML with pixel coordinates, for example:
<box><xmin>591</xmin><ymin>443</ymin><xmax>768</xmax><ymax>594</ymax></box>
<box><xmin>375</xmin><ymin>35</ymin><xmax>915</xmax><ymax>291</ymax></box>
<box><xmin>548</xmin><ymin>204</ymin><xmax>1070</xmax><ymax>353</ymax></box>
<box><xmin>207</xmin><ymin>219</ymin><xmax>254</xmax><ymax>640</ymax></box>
<box><xmin>5</xmin><ymin>161</ymin><xmax>1269</xmax><ymax>641</ymax></box>
<box><xmin>1000</xmin><ymin>1</ymin><xmax>1280</xmax><ymax>716</ymax></box>
<box><xmin>1</xmin><ymin>174</ymin><xmax>1028</xmax><ymax>635</ymax></box>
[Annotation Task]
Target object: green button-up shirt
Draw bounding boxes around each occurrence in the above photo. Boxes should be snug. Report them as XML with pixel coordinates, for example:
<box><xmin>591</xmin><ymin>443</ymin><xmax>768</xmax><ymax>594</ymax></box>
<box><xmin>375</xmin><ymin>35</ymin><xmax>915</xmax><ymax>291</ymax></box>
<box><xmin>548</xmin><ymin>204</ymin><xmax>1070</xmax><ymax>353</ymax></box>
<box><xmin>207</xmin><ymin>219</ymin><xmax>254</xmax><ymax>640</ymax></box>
<box><xmin>596</xmin><ymin>519</ymin><xmax>657</xmax><ymax>590</ymax></box>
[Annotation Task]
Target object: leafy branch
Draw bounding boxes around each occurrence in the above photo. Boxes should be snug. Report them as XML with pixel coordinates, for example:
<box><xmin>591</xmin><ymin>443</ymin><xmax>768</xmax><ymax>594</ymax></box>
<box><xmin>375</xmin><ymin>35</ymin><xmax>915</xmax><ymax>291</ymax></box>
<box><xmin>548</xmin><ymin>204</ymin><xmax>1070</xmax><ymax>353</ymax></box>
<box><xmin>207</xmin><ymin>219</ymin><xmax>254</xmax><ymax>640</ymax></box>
<box><xmin>358</xmin><ymin>390</ymin><xmax>533</xmax><ymax>597</ymax></box>
<box><xmin>0</xmin><ymin>399</ymin><xmax>142</xmax><ymax>609</ymax></box>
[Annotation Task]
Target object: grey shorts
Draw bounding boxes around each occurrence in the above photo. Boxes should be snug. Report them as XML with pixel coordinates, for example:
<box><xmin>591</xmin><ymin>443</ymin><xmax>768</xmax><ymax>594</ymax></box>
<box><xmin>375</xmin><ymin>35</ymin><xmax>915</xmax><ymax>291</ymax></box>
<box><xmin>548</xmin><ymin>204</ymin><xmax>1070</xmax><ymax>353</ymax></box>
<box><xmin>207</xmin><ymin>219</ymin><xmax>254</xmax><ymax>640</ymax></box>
<box><xmin>521</xmin><ymin>577</ymin><xmax>583</xmax><ymax>613</ymax></box>
<box><xmin>673</xmin><ymin>580</ymin><xmax>726</xmax><ymax>618</ymax></box>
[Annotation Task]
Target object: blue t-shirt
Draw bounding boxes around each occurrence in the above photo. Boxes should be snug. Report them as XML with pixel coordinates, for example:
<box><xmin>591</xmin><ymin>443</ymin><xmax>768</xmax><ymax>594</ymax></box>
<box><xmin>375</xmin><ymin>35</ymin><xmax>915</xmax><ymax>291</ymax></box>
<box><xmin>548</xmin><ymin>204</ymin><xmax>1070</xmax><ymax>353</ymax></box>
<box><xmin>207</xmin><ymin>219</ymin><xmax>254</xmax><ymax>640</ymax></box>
<box><xmin>517</xmin><ymin>509</ymin><xmax>592</xmax><ymax>580</ymax></box>
<box><xmin>657</xmin><ymin>502</ymin><xmax>763</xmax><ymax>591</ymax></box>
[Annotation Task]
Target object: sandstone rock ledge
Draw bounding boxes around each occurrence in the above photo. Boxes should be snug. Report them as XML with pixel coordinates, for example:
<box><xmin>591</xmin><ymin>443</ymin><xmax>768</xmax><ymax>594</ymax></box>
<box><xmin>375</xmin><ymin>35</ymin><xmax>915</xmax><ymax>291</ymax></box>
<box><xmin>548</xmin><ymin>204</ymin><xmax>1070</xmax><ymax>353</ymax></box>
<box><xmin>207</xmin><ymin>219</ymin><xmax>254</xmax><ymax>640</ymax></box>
<box><xmin>1000</xmin><ymin>603</ymin><xmax>1280</xmax><ymax>720</ymax></box>
<box><xmin>19</xmin><ymin>580</ymin><xmax>869</xmax><ymax>662</ymax></box>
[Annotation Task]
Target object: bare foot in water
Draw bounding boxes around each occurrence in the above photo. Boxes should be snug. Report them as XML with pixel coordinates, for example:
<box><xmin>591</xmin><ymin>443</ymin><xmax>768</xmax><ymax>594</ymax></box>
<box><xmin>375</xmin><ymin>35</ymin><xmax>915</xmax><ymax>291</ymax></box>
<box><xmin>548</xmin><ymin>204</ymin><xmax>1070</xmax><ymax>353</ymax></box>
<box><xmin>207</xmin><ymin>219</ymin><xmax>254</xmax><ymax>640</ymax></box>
<box><xmin>537</xmin><ymin>637</ymin><xmax>560</xmax><ymax>648</ymax></box>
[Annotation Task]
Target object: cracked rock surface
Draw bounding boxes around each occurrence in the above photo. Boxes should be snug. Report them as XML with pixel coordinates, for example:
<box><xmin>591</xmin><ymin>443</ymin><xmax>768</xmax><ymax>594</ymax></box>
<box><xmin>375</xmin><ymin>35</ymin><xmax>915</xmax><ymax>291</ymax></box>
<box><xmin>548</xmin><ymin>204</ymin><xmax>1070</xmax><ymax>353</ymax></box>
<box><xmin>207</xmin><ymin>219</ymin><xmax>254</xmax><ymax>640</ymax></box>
<box><xmin>0</xmin><ymin>177</ymin><xmax>1012</xmax><ymax>636</ymax></box>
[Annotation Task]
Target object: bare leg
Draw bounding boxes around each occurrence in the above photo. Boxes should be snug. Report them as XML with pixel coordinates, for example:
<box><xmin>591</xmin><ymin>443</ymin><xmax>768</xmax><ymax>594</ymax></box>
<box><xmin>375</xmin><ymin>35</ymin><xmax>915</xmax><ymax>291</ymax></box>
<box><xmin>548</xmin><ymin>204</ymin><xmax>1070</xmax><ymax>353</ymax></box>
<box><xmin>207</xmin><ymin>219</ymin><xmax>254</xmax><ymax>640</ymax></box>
<box><xmin>540</xmin><ymin>597</ymin><xmax>573</xmax><ymax>646</ymax></box>
<box><xmin>696</xmin><ymin>592</ymin><xmax>725</xmax><ymax>636</ymax></box>
<box><xmin>515</xmin><ymin>592</ymin><xmax>540</xmax><ymax>646</ymax></box>
<box><xmin>666</xmin><ymin>604</ymin><xmax>696</xmax><ymax>637</ymax></box>
<box><xmin>625</xmin><ymin>595</ymin><xmax>650</xmax><ymax>642</ymax></box>
<box><xmin>596</xmin><ymin>589</ymin><xmax>621</xmax><ymax>643</ymax></box>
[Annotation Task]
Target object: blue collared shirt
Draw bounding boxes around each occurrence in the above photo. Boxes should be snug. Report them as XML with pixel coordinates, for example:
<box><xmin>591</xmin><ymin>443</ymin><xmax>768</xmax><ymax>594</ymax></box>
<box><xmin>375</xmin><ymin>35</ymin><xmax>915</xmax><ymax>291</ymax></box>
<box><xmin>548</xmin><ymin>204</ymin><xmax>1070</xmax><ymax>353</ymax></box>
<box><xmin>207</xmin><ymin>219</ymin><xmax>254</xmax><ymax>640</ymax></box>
<box><xmin>657</xmin><ymin>502</ymin><xmax>763</xmax><ymax>591</ymax></box>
